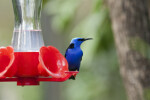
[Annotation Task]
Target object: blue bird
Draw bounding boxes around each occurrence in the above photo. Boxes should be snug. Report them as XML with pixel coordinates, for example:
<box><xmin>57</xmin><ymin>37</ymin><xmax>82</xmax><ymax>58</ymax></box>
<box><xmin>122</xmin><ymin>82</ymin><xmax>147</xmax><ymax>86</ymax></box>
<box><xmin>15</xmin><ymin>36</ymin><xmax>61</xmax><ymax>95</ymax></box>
<box><xmin>65</xmin><ymin>38</ymin><xmax>92</xmax><ymax>80</ymax></box>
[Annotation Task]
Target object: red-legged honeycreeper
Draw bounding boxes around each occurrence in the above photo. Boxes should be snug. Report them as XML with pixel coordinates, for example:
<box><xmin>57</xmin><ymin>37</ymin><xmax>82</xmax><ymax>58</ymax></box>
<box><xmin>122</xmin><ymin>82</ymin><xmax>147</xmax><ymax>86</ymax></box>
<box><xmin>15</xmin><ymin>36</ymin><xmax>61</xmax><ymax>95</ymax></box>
<box><xmin>65</xmin><ymin>38</ymin><xmax>93</xmax><ymax>80</ymax></box>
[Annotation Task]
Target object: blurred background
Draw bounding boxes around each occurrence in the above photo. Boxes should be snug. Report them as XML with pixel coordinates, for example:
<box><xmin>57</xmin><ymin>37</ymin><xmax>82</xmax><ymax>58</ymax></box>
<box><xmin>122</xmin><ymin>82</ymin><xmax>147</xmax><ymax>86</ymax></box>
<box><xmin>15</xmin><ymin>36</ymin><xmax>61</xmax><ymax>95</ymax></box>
<box><xmin>0</xmin><ymin>0</ymin><xmax>127</xmax><ymax>100</ymax></box>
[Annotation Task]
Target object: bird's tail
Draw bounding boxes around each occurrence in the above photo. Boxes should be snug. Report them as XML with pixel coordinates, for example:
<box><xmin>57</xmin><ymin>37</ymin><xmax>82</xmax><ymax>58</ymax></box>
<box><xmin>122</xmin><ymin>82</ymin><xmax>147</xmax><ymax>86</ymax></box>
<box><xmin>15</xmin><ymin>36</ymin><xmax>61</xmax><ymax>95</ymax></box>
<box><xmin>69</xmin><ymin>75</ymin><xmax>76</xmax><ymax>80</ymax></box>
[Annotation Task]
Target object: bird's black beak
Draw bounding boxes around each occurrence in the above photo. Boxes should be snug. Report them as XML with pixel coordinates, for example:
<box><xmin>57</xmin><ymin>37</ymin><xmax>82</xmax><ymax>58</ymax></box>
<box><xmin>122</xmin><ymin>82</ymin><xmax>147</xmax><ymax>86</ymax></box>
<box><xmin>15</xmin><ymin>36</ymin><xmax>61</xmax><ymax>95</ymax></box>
<box><xmin>84</xmin><ymin>38</ymin><xmax>93</xmax><ymax>41</ymax></box>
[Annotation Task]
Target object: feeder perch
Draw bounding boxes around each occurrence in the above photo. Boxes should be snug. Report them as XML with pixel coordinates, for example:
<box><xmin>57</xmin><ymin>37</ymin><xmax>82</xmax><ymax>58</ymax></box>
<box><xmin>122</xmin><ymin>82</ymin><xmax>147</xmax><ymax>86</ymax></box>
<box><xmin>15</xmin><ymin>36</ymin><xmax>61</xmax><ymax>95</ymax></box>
<box><xmin>0</xmin><ymin>0</ymin><xmax>78</xmax><ymax>86</ymax></box>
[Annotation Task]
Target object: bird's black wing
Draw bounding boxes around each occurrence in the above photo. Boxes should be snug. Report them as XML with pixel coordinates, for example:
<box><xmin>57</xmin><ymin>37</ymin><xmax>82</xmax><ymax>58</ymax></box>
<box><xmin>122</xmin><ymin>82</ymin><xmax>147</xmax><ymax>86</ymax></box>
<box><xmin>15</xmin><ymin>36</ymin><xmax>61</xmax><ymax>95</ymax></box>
<box><xmin>64</xmin><ymin>43</ymin><xmax>74</xmax><ymax>57</ymax></box>
<box><xmin>65</xmin><ymin>53</ymin><xmax>67</xmax><ymax>57</ymax></box>
<box><xmin>80</xmin><ymin>54</ymin><xmax>83</xmax><ymax>61</ymax></box>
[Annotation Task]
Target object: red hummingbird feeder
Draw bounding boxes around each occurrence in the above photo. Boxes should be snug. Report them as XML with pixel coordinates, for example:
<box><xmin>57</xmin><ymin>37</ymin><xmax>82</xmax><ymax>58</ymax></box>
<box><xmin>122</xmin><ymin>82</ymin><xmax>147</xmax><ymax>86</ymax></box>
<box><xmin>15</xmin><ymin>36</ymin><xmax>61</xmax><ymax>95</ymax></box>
<box><xmin>0</xmin><ymin>0</ymin><xmax>78</xmax><ymax>86</ymax></box>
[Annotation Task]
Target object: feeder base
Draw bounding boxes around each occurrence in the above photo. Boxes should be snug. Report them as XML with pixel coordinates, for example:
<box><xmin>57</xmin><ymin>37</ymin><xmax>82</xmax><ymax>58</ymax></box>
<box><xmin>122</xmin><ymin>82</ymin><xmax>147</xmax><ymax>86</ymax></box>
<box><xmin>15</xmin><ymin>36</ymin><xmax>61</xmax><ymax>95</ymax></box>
<box><xmin>0</xmin><ymin>71</ymin><xmax>78</xmax><ymax>86</ymax></box>
<box><xmin>17</xmin><ymin>77</ymin><xmax>39</xmax><ymax>86</ymax></box>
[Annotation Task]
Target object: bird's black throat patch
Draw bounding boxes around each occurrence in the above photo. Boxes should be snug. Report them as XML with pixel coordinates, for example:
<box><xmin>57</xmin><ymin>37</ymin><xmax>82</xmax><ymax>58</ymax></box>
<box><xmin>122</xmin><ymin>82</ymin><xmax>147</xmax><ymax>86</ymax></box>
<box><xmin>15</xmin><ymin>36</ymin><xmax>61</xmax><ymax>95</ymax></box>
<box><xmin>65</xmin><ymin>43</ymin><xmax>74</xmax><ymax>57</ymax></box>
<box><xmin>68</xmin><ymin>43</ymin><xmax>74</xmax><ymax>49</ymax></box>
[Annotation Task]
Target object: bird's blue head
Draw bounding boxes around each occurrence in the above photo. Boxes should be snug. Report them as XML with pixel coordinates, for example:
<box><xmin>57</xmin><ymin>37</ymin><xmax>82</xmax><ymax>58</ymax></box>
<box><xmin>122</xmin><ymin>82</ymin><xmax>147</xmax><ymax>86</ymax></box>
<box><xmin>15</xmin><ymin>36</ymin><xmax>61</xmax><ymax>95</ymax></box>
<box><xmin>70</xmin><ymin>38</ymin><xmax>93</xmax><ymax>47</ymax></box>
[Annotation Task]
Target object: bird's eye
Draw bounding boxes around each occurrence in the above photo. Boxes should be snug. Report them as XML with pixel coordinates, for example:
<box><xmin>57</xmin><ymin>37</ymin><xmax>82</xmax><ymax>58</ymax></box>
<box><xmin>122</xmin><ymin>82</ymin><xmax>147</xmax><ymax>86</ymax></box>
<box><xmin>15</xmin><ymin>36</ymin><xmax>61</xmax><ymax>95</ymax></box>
<box><xmin>78</xmin><ymin>39</ymin><xmax>84</xmax><ymax>41</ymax></box>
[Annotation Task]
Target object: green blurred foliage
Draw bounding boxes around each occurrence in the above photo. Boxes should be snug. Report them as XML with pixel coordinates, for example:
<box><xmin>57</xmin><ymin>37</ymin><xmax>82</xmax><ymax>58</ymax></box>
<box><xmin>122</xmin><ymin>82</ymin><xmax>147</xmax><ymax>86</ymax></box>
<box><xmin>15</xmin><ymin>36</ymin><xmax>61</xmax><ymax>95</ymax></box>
<box><xmin>44</xmin><ymin>0</ymin><xmax>127</xmax><ymax>100</ymax></box>
<box><xmin>0</xmin><ymin>0</ymin><xmax>13</xmax><ymax>46</ymax></box>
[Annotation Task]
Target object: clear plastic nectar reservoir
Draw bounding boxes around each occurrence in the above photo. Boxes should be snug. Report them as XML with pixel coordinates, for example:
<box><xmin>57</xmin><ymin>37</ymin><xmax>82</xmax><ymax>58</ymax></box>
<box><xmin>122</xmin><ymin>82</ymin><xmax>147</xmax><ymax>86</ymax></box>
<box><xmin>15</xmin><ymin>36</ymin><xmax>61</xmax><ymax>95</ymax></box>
<box><xmin>12</xmin><ymin>0</ymin><xmax>44</xmax><ymax>52</ymax></box>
